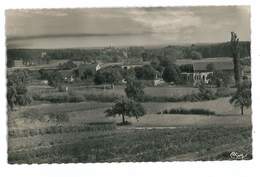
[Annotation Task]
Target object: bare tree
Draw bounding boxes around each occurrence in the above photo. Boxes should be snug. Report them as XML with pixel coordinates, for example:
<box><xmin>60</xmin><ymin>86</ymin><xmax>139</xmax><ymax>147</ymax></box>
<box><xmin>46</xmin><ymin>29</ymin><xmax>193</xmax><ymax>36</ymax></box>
<box><xmin>230</xmin><ymin>32</ymin><xmax>241</xmax><ymax>88</ymax></box>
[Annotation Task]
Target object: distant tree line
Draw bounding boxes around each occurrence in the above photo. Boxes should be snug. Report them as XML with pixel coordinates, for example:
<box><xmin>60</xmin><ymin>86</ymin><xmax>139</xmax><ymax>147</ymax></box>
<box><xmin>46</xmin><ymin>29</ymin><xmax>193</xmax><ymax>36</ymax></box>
<box><xmin>7</xmin><ymin>41</ymin><xmax>250</xmax><ymax>68</ymax></box>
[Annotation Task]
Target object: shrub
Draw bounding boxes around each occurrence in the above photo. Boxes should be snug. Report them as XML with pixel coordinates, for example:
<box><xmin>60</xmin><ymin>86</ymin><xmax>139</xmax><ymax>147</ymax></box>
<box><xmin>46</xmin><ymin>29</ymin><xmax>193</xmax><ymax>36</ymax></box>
<box><xmin>125</xmin><ymin>79</ymin><xmax>145</xmax><ymax>101</ymax></box>
<box><xmin>68</xmin><ymin>92</ymin><xmax>85</xmax><ymax>102</ymax></box>
<box><xmin>8</xmin><ymin>122</ymin><xmax>116</xmax><ymax>138</ymax></box>
<box><xmin>58</xmin><ymin>60</ymin><xmax>77</xmax><ymax>70</ymax></box>
<box><xmin>191</xmin><ymin>51</ymin><xmax>202</xmax><ymax>60</ymax></box>
<box><xmin>134</xmin><ymin>65</ymin><xmax>157</xmax><ymax>80</ymax></box>
<box><xmin>16</xmin><ymin>94</ymin><xmax>32</xmax><ymax>106</ymax></box>
<box><xmin>58</xmin><ymin>85</ymin><xmax>67</xmax><ymax>92</ymax></box>
<box><xmin>158</xmin><ymin>108</ymin><xmax>216</xmax><ymax>115</ymax></box>
<box><xmin>198</xmin><ymin>83</ymin><xmax>216</xmax><ymax>100</ymax></box>
<box><xmin>44</xmin><ymin>94</ymin><xmax>70</xmax><ymax>103</ymax></box>
<box><xmin>215</xmin><ymin>87</ymin><xmax>235</xmax><ymax>97</ymax></box>
<box><xmin>162</xmin><ymin>64</ymin><xmax>181</xmax><ymax>83</ymax></box>
<box><xmin>22</xmin><ymin>109</ymin><xmax>44</xmax><ymax>121</ymax></box>
<box><xmin>83</xmin><ymin>93</ymin><xmax>119</xmax><ymax>102</ymax></box>
<box><xmin>49</xmin><ymin>112</ymin><xmax>70</xmax><ymax>123</ymax></box>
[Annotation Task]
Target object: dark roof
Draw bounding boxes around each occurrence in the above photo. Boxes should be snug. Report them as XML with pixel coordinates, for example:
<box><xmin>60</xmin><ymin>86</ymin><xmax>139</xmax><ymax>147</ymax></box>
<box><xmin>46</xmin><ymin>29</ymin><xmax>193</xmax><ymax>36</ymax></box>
<box><xmin>193</xmin><ymin>60</ymin><xmax>234</xmax><ymax>71</ymax></box>
<box><xmin>176</xmin><ymin>57</ymin><xmax>233</xmax><ymax>65</ymax></box>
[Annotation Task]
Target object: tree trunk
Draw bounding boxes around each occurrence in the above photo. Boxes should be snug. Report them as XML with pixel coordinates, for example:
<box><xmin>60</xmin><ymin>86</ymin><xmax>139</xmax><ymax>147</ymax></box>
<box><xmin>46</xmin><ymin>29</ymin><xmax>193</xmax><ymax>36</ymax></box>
<box><xmin>233</xmin><ymin>55</ymin><xmax>241</xmax><ymax>88</ymax></box>
<box><xmin>122</xmin><ymin>114</ymin><xmax>126</xmax><ymax>124</ymax></box>
<box><xmin>231</xmin><ymin>32</ymin><xmax>241</xmax><ymax>89</ymax></box>
<box><xmin>241</xmin><ymin>105</ymin><xmax>244</xmax><ymax>115</ymax></box>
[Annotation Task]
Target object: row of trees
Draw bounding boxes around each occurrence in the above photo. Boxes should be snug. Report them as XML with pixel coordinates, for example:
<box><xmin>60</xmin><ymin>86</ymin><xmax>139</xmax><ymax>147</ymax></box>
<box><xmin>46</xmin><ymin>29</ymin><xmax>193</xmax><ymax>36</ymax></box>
<box><xmin>7</xmin><ymin>41</ymin><xmax>250</xmax><ymax>68</ymax></box>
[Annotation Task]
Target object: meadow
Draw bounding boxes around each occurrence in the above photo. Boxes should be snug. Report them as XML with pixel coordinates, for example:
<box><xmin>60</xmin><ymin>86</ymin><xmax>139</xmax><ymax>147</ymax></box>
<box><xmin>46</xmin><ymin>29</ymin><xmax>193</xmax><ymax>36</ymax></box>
<box><xmin>8</xmin><ymin>90</ymin><xmax>252</xmax><ymax>163</ymax></box>
<box><xmin>8</xmin><ymin>73</ymin><xmax>251</xmax><ymax>163</ymax></box>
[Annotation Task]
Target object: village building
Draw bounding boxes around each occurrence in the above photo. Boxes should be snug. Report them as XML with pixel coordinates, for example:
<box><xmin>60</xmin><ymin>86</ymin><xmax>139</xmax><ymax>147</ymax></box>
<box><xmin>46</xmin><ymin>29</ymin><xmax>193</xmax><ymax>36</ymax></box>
<box><xmin>121</xmin><ymin>60</ymin><xmax>150</xmax><ymax>70</ymax></box>
<box><xmin>180</xmin><ymin>58</ymin><xmax>235</xmax><ymax>86</ymax></box>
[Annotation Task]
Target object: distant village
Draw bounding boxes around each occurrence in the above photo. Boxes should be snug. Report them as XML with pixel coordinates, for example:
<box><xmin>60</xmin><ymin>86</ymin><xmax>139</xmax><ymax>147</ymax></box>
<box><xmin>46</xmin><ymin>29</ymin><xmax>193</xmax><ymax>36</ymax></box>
<box><xmin>9</xmin><ymin>50</ymin><xmax>250</xmax><ymax>89</ymax></box>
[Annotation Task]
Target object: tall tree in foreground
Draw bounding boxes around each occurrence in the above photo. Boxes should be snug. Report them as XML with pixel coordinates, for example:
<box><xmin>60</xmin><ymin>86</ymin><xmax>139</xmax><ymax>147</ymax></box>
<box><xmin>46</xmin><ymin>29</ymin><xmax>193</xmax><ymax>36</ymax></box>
<box><xmin>105</xmin><ymin>97</ymin><xmax>146</xmax><ymax>125</ymax></box>
<box><xmin>230</xmin><ymin>81</ymin><xmax>251</xmax><ymax>115</ymax></box>
<box><xmin>230</xmin><ymin>32</ymin><xmax>241</xmax><ymax>88</ymax></box>
<box><xmin>7</xmin><ymin>70</ymin><xmax>32</xmax><ymax>111</ymax></box>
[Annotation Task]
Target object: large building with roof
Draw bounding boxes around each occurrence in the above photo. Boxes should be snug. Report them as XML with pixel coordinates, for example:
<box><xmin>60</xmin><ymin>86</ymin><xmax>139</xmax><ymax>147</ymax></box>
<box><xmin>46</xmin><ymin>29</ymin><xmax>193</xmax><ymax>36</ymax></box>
<box><xmin>180</xmin><ymin>57</ymin><xmax>235</xmax><ymax>86</ymax></box>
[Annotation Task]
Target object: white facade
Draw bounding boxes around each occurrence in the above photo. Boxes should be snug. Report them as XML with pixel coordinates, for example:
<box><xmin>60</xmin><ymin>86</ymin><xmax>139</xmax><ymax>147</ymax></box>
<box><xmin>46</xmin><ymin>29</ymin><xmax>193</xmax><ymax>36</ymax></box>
<box><xmin>96</xmin><ymin>64</ymin><xmax>101</xmax><ymax>71</ymax></box>
<box><xmin>193</xmin><ymin>72</ymin><xmax>213</xmax><ymax>86</ymax></box>
<box><xmin>153</xmin><ymin>79</ymin><xmax>165</xmax><ymax>86</ymax></box>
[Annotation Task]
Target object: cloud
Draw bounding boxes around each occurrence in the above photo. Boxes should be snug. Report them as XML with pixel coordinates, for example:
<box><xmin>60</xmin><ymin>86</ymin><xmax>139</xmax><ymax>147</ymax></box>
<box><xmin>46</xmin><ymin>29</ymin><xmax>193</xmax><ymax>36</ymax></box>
<box><xmin>5</xmin><ymin>6</ymin><xmax>250</xmax><ymax>48</ymax></box>
<box><xmin>127</xmin><ymin>8</ymin><xmax>202</xmax><ymax>34</ymax></box>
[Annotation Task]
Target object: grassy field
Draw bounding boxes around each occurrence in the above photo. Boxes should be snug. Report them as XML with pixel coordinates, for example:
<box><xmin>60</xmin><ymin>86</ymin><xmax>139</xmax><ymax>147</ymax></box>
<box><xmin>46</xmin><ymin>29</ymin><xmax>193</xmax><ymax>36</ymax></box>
<box><xmin>8</xmin><ymin>80</ymin><xmax>251</xmax><ymax>163</ymax></box>
<box><xmin>8</xmin><ymin>126</ymin><xmax>252</xmax><ymax>163</ymax></box>
<box><xmin>9</xmin><ymin>97</ymin><xmax>250</xmax><ymax>129</ymax></box>
<box><xmin>29</xmin><ymin>84</ymin><xmax>233</xmax><ymax>103</ymax></box>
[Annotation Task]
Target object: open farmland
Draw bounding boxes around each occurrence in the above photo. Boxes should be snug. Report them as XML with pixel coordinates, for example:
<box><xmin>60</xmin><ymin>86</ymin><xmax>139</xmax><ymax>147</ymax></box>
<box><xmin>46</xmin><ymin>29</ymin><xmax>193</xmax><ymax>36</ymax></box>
<box><xmin>6</xmin><ymin>7</ymin><xmax>251</xmax><ymax>164</ymax></box>
<box><xmin>8</xmin><ymin>93</ymin><xmax>252</xmax><ymax>163</ymax></box>
<box><xmin>29</xmin><ymin>85</ymin><xmax>201</xmax><ymax>98</ymax></box>
<box><xmin>29</xmin><ymin>84</ymin><xmax>234</xmax><ymax>103</ymax></box>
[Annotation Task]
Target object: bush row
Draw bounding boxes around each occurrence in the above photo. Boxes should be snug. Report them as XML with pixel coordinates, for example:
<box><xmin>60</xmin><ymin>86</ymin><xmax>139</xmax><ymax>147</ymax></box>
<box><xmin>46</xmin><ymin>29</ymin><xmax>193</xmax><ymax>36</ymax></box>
<box><xmin>32</xmin><ymin>87</ymin><xmax>235</xmax><ymax>103</ymax></box>
<box><xmin>158</xmin><ymin>108</ymin><xmax>216</xmax><ymax>115</ymax></box>
<box><xmin>32</xmin><ymin>92</ymin><xmax>118</xmax><ymax>103</ymax></box>
<box><xmin>9</xmin><ymin>122</ymin><xmax>116</xmax><ymax>138</ymax></box>
<box><xmin>22</xmin><ymin>110</ymin><xmax>70</xmax><ymax>123</ymax></box>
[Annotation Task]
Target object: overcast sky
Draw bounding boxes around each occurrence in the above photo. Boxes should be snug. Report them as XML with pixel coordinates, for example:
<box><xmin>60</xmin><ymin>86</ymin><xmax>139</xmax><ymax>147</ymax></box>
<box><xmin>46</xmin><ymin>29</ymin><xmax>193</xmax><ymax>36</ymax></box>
<box><xmin>6</xmin><ymin>6</ymin><xmax>250</xmax><ymax>48</ymax></box>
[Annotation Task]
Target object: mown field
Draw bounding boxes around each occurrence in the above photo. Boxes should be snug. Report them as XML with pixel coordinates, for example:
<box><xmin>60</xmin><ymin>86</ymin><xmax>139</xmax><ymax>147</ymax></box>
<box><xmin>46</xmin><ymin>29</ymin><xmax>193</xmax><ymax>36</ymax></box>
<box><xmin>8</xmin><ymin>82</ymin><xmax>252</xmax><ymax>163</ymax></box>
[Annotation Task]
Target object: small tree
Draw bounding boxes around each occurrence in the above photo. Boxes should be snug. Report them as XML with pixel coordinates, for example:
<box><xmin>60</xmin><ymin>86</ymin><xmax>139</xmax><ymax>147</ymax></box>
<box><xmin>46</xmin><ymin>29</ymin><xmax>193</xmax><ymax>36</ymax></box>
<box><xmin>159</xmin><ymin>58</ymin><xmax>174</xmax><ymax>67</ymax></box>
<box><xmin>191</xmin><ymin>51</ymin><xmax>202</xmax><ymax>60</ymax></box>
<box><xmin>43</xmin><ymin>54</ymin><xmax>51</xmax><ymax>64</ymax></box>
<box><xmin>230</xmin><ymin>81</ymin><xmax>251</xmax><ymax>115</ymax></box>
<box><xmin>206</xmin><ymin>63</ymin><xmax>215</xmax><ymax>72</ymax></box>
<box><xmin>105</xmin><ymin>98</ymin><xmax>146</xmax><ymax>125</ymax></box>
<box><xmin>207</xmin><ymin>70</ymin><xmax>232</xmax><ymax>87</ymax></box>
<box><xmin>198</xmin><ymin>82</ymin><xmax>216</xmax><ymax>100</ymax></box>
<box><xmin>59</xmin><ymin>60</ymin><xmax>77</xmax><ymax>70</ymax></box>
<box><xmin>47</xmin><ymin>71</ymin><xmax>63</xmax><ymax>88</ymax></box>
<box><xmin>134</xmin><ymin>65</ymin><xmax>157</xmax><ymax>80</ymax></box>
<box><xmin>162</xmin><ymin>64</ymin><xmax>181</xmax><ymax>83</ymax></box>
<box><xmin>122</xmin><ymin>68</ymin><xmax>136</xmax><ymax>80</ymax></box>
<box><xmin>7</xmin><ymin>85</ymin><xmax>17</xmax><ymax>111</ymax></box>
<box><xmin>125</xmin><ymin>79</ymin><xmax>145</xmax><ymax>101</ymax></box>
<box><xmin>94</xmin><ymin>71</ymin><xmax>106</xmax><ymax>85</ymax></box>
<box><xmin>94</xmin><ymin>69</ymin><xmax>122</xmax><ymax>88</ymax></box>
<box><xmin>106</xmin><ymin>70</ymin><xmax>123</xmax><ymax>89</ymax></box>
<box><xmin>81</xmin><ymin>68</ymin><xmax>94</xmax><ymax>80</ymax></box>
<box><xmin>7</xmin><ymin>59</ymin><xmax>15</xmax><ymax>68</ymax></box>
